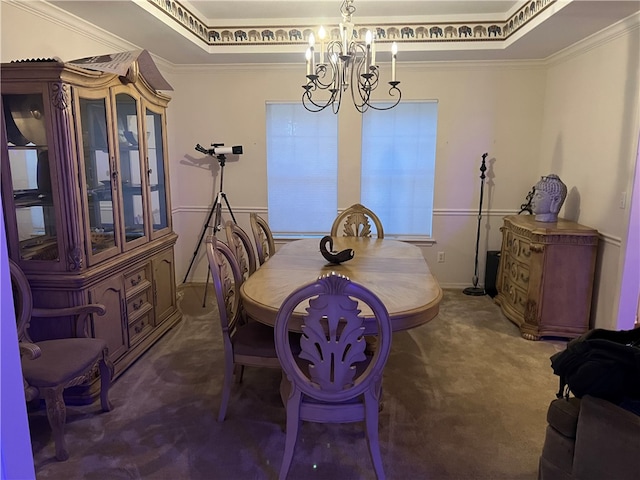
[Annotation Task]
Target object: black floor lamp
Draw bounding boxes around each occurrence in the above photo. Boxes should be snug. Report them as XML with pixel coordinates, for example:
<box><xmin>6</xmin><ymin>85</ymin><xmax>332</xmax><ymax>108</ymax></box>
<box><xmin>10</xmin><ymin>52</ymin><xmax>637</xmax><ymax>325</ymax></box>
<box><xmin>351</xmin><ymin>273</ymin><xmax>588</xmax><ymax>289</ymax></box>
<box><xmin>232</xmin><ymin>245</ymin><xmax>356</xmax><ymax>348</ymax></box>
<box><xmin>463</xmin><ymin>153</ymin><xmax>488</xmax><ymax>296</ymax></box>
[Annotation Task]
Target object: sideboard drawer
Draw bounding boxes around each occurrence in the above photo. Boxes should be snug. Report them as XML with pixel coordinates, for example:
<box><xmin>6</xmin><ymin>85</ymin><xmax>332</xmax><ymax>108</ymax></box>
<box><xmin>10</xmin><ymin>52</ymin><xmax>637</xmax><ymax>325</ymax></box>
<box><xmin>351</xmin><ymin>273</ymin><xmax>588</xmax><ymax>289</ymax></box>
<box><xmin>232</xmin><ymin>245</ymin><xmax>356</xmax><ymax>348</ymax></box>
<box><xmin>505</xmin><ymin>255</ymin><xmax>530</xmax><ymax>291</ymax></box>
<box><xmin>506</xmin><ymin>230</ymin><xmax>531</xmax><ymax>262</ymax></box>
<box><xmin>129</xmin><ymin>313</ymin><xmax>154</xmax><ymax>347</ymax></box>
<box><xmin>503</xmin><ymin>277</ymin><xmax>527</xmax><ymax>316</ymax></box>
<box><xmin>125</xmin><ymin>265</ymin><xmax>151</xmax><ymax>294</ymax></box>
<box><xmin>127</xmin><ymin>289</ymin><xmax>153</xmax><ymax>324</ymax></box>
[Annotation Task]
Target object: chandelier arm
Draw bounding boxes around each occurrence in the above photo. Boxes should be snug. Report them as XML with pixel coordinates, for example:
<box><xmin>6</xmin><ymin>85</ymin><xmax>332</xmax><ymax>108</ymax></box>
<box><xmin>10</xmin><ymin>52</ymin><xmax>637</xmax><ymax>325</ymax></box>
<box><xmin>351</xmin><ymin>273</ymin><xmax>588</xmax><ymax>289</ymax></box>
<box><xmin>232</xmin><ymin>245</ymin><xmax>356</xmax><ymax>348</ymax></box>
<box><xmin>312</xmin><ymin>64</ymin><xmax>332</xmax><ymax>89</ymax></box>
<box><xmin>364</xmin><ymin>83</ymin><xmax>402</xmax><ymax>111</ymax></box>
<box><xmin>333</xmin><ymin>67</ymin><xmax>345</xmax><ymax>114</ymax></box>
<box><xmin>302</xmin><ymin>76</ymin><xmax>341</xmax><ymax>112</ymax></box>
<box><xmin>350</xmin><ymin>56</ymin><xmax>371</xmax><ymax>112</ymax></box>
<box><xmin>365</xmin><ymin>67</ymin><xmax>380</xmax><ymax>91</ymax></box>
<box><xmin>350</xmin><ymin>41</ymin><xmax>372</xmax><ymax>110</ymax></box>
<box><xmin>302</xmin><ymin>86</ymin><xmax>339</xmax><ymax>112</ymax></box>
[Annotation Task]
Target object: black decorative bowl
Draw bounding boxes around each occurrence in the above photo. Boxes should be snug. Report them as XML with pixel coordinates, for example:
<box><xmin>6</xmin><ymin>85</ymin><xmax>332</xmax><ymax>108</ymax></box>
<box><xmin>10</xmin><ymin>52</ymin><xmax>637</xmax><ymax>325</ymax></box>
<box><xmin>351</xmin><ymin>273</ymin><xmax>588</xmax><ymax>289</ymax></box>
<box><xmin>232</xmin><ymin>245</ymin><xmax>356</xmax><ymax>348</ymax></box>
<box><xmin>319</xmin><ymin>236</ymin><xmax>354</xmax><ymax>264</ymax></box>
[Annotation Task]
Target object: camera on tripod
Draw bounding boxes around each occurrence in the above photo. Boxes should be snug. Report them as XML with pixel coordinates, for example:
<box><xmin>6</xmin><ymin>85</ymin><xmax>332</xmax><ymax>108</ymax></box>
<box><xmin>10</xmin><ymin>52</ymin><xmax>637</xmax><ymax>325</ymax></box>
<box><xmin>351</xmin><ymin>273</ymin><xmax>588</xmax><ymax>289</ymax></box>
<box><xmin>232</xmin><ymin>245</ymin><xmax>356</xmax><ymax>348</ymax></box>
<box><xmin>195</xmin><ymin>143</ymin><xmax>243</xmax><ymax>156</ymax></box>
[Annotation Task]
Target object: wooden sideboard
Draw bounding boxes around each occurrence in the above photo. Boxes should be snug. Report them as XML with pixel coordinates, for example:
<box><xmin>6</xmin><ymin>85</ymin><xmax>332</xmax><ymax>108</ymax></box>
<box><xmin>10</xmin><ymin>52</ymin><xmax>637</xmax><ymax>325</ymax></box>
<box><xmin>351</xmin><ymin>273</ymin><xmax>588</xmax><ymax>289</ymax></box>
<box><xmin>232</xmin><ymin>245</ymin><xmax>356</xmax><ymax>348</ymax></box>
<box><xmin>1</xmin><ymin>58</ymin><xmax>181</xmax><ymax>401</ymax></box>
<box><xmin>495</xmin><ymin>215</ymin><xmax>599</xmax><ymax>340</ymax></box>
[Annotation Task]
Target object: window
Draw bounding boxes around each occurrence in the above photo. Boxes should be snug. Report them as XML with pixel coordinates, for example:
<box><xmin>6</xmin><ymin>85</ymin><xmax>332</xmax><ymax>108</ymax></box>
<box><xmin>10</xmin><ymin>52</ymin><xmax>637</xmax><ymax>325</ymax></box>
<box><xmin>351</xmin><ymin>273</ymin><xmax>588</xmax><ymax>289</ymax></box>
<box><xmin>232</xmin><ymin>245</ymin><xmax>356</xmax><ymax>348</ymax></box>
<box><xmin>361</xmin><ymin>101</ymin><xmax>438</xmax><ymax>238</ymax></box>
<box><xmin>266</xmin><ymin>103</ymin><xmax>338</xmax><ymax>235</ymax></box>
<box><xmin>266</xmin><ymin>101</ymin><xmax>437</xmax><ymax>239</ymax></box>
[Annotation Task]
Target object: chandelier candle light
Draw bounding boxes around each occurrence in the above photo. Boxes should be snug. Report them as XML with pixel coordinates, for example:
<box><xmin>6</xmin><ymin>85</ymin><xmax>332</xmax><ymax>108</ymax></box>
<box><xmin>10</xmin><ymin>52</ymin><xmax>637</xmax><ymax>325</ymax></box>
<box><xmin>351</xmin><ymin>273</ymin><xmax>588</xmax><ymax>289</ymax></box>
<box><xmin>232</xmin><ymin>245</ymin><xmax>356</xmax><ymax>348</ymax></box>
<box><xmin>303</xmin><ymin>0</ymin><xmax>401</xmax><ymax>113</ymax></box>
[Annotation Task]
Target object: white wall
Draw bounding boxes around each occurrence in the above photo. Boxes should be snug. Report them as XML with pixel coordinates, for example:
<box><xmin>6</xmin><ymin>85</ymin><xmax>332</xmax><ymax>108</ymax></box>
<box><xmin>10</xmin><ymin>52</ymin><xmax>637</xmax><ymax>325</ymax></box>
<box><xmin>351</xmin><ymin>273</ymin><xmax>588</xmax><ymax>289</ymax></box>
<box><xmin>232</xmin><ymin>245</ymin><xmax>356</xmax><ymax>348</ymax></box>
<box><xmin>166</xmin><ymin>62</ymin><xmax>544</xmax><ymax>285</ymax></box>
<box><xmin>538</xmin><ymin>16</ymin><xmax>640</xmax><ymax>329</ymax></box>
<box><xmin>1</xmin><ymin>2</ymin><xmax>638</xmax><ymax>331</ymax></box>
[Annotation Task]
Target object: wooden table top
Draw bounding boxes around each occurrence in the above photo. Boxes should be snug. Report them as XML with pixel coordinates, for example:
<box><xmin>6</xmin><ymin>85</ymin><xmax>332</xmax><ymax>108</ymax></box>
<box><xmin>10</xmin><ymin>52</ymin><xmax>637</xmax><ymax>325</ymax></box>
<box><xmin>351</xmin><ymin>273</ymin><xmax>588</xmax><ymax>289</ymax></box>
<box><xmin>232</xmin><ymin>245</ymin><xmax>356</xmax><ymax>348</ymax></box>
<box><xmin>240</xmin><ymin>237</ymin><xmax>443</xmax><ymax>333</ymax></box>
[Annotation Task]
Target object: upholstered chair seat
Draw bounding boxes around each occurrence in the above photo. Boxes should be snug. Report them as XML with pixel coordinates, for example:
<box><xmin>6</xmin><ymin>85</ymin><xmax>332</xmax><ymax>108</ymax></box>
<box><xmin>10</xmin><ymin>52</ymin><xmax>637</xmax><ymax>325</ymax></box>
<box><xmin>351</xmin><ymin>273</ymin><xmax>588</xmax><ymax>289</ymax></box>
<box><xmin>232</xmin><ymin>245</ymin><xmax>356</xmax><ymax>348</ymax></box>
<box><xmin>22</xmin><ymin>338</ymin><xmax>109</xmax><ymax>387</ymax></box>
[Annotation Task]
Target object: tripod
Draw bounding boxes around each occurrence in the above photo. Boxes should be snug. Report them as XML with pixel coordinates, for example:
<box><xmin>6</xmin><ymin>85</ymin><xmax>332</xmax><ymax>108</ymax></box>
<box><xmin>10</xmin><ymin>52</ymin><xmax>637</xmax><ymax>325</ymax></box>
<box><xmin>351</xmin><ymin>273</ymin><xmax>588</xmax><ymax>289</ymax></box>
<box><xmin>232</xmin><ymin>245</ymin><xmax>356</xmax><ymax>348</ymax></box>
<box><xmin>182</xmin><ymin>146</ymin><xmax>237</xmax><ymax>305</ymax></box>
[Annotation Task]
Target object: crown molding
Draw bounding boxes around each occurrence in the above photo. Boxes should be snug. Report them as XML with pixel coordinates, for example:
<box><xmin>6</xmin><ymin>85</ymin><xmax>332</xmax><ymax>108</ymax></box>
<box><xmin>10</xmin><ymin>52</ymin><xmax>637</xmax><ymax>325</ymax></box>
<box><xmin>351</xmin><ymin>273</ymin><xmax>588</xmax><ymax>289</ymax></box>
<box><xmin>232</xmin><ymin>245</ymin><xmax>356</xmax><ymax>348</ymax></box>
<box><xmin>7</xmin><ymin>0</ymin><xmax>135</xmax><ymax>53</ymax></box>
<box><xmin>545</xmin><ymin>11</ymin><xmax>640</xmax><ymax>66</ymax></box>
<box><xmin>6</xmin><ymin>0</ymin><xmax>176</xmax><ymax>72</ymax></box>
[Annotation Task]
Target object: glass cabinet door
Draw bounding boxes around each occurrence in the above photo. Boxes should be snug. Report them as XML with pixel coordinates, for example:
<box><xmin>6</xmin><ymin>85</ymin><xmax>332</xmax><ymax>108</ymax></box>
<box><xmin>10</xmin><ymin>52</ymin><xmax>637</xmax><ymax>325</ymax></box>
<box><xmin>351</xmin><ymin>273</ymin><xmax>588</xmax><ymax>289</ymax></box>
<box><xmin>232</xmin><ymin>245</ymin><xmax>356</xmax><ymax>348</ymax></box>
<box><xmin>78</xmin><ymin>94</ymin><xmax>119</xmax><ymax>263</ymax></box>
<box><xmin>114</xmin><ymin>92</ymin><xmax>147</xmax><ymax>249</ymax></box>
<box><xmin>2</xmin><ymin>92</ymin><xmax>60</xmax><ymax>262</ymax></box>
<box><xmin>144</xmin><ymin>105</ymin><xmax>170</xmax><ymax>238</ymax></box>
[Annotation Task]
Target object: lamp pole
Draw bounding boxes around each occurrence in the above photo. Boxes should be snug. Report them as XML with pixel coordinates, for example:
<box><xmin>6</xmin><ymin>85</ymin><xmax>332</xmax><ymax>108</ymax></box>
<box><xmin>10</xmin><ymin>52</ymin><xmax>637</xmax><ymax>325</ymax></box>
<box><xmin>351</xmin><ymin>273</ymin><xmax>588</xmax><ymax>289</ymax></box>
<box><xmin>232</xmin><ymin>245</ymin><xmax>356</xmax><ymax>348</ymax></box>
<box><xmin>463</xmin><ymin>153</ymin><xmax>488</xmax><ymax>296</ymax></box>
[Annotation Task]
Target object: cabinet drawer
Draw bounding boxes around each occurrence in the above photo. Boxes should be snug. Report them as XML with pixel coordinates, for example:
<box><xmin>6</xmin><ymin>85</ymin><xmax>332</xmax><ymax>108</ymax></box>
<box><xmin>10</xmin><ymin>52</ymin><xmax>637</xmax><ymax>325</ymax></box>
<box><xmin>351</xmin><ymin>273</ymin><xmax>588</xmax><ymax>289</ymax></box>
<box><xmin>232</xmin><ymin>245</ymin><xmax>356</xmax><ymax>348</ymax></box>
<box><xmin>506</xmin><ymin>231</ymin><xmax>531</xmax><ymax>263</ymax></box>
<box><xmin>127</xmin><ymin>289</ymin><xmax>153</xmax><ymax>323</ymax></box>
<box><xmin>124</xmin><ymin>265</ymin><xmax>151</xmax><ymax>294</ymax></box>
<box><xmin>504</xmin><ymin>255</ymin><xmax>530</xmax><ymax>291</ymax></box>
<box><xmin>129</xmin><ymin>312</ymin><xmax>154</xmax><ymax>347</ymax></box>
<box><xmin>502</xmin><ymin>276</ymin><xmax>527</xmax><ymax>315</ymax></box>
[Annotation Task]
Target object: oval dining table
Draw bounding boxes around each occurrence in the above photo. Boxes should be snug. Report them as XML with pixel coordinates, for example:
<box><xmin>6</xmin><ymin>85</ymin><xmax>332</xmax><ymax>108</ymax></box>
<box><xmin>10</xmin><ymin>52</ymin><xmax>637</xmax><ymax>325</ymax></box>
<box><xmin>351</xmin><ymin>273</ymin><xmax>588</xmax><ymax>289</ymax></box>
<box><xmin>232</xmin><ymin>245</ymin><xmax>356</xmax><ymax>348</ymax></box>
<box><xmin>240</xmin><ymin>237</ymin><xmax>443</xmax><ymax>333</ymax></box>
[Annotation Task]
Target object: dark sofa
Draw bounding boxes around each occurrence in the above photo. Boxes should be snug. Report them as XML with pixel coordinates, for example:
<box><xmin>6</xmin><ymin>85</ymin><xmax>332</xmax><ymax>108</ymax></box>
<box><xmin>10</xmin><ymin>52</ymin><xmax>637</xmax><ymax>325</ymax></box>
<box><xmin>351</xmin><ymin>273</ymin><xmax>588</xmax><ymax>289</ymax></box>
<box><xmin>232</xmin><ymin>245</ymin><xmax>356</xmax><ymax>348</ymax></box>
<box><xmin>539</xmin><ymin>395</ymin><xmax>640</xmax><ymax>479</ymax></box>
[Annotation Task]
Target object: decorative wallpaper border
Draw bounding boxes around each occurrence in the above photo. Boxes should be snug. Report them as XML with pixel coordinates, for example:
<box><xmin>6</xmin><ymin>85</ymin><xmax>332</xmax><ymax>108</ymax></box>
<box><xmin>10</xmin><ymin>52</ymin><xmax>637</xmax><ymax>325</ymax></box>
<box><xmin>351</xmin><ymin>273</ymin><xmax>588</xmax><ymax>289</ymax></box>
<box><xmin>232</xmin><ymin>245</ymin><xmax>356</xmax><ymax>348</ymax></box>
<box><xmin>147</xmin><ymin>0</ymin><xmax>556</xmax><ymax>47</ymax></box>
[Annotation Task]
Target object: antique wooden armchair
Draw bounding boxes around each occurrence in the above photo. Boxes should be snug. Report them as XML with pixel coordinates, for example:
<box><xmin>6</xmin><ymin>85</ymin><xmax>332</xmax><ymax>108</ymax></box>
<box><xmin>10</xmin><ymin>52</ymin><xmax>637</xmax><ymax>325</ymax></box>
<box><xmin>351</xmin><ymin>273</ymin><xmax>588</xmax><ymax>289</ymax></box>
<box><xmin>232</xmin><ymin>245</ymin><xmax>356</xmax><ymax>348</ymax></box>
<box><xmin>274</xmin><ymin>272</ymin><xmax>392</xmax><ymax>479</ymax></box>
<box><xmin>330</xmin><ymin>203</ymin><xmax>385</xmax><ymax>239</ymax></box>
<box><xmin>10</xmin><ymin>259</ymin><xmax>113</xmax><ymax>461</ymax></box>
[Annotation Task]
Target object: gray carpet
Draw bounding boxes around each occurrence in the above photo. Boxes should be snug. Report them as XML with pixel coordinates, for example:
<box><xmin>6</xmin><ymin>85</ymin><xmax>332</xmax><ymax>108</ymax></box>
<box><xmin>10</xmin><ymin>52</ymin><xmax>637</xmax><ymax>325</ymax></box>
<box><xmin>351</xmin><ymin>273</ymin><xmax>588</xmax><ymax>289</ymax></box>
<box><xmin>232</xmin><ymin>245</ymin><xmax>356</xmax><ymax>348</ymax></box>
<box><xmin>29</xmin><ymin>284</ymin><xmax>565</xmax><ymax>479</ymax></box>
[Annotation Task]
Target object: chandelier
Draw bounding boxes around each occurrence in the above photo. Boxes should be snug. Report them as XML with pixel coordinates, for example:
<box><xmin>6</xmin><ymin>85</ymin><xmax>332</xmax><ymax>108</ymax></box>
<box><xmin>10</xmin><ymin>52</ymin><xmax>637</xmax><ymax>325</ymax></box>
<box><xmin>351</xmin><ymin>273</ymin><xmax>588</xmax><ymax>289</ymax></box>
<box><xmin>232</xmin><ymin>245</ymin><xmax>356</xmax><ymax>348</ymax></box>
<box><xmin>302</xmin><ymin>0</ymin><xmax>401</xmax><ymax>113</ymax></box>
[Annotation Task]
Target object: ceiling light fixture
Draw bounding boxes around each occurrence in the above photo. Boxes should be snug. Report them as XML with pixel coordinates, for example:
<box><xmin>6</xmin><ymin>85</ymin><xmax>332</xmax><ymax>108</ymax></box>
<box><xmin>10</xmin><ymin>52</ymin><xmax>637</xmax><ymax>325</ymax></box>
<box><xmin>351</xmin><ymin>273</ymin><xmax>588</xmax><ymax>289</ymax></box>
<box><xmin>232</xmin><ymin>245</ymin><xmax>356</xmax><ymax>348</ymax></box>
<box><xmin>302</xmin><ymin>0</ymin><xmax>401</xmax><ymax>113</ymax></box>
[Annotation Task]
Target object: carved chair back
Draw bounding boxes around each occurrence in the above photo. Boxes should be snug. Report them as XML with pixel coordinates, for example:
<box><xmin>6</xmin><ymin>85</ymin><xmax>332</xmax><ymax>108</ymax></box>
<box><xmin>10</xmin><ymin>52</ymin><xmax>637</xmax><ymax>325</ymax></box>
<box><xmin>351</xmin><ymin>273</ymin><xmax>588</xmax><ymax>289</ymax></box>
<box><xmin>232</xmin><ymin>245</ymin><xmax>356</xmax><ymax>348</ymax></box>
<box><xmin>224</xmin><ymin>220</ymin><xmax>257</xmax><ymax>280</ymax></box>
<box><xmin>10</xmin><ymin>258</ymin><xmax>34</xmax><ymax>343</ymax></box>
<box><xmin>274</xmin><ymin>271</ymin><xmax>392</xmax><ymax>479</ymax></box>
<box><xmin>206</xmin><ymin>235</ymin><xmax>244</xmax><ymax>341</ymax></box>
<box><xmin>330</xmin><ymin>203</ymin><xmax>385</xmax><ymax>239</ymax></box>
<box><xmin>250</xmin><ymin>212</ymin><xmax>276</xmax><ymax>265</ymax></box>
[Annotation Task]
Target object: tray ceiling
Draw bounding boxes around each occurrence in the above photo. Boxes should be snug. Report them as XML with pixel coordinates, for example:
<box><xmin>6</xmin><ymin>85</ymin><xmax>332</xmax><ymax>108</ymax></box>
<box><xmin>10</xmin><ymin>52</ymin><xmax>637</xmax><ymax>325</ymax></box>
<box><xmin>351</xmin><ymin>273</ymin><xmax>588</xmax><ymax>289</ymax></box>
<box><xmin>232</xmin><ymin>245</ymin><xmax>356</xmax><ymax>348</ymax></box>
<box><xmin>45</xmin><ymin>0</ymin><xmax>640</xmax><ymax>64</ymax></box>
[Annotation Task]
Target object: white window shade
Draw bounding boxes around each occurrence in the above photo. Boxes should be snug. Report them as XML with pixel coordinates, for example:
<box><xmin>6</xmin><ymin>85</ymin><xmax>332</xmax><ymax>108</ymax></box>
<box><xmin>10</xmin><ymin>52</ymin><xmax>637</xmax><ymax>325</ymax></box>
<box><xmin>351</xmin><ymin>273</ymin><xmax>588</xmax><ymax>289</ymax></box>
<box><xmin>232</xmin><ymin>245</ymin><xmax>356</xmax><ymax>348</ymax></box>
<box><xmin>266</xmin><ymin>103</ymin><xmax>338</xmax><ymax>235</ymax></box>
<box><xmin>361</xmin><ymin>101</ymin><xmax>438</xmax><ymax>237</ymax></box>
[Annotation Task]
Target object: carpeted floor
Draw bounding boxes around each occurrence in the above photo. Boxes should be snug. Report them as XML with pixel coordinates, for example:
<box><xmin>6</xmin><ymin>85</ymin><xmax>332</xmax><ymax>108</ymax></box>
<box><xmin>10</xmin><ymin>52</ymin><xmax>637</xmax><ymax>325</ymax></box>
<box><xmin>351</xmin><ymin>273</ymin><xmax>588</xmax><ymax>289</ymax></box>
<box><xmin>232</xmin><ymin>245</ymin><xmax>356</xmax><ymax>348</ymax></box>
<box><xmin>29</xmin><ymin>284</ymin><xmax>565</xmax><ymax>479</ymax></box>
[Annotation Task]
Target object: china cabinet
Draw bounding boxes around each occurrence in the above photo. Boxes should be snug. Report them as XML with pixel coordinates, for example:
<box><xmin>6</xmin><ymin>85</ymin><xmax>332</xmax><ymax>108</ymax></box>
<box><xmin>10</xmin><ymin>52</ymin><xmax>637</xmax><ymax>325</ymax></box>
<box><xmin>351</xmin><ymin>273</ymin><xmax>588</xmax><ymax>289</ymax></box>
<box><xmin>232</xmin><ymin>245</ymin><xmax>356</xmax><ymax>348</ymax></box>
<box><xmin>1</xmin><ymin>58</ymin><xmax>181</xmax><ymax>401</ymax></box>
<box><xmin>494</xmin><ymin>215</ymin><xmax>599</xmax><ymax>340</ymax></box>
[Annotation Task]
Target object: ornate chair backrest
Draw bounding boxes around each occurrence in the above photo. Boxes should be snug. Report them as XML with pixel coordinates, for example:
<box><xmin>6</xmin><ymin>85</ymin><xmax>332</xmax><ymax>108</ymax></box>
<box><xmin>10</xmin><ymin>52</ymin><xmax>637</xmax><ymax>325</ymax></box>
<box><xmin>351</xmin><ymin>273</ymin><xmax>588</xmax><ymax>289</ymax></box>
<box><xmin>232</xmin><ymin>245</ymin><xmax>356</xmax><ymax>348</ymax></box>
<box><xmin>274</xmin><ymin>272</ymin><xmax>392</xmax><ymax>404</ymax></box>
<box><xmin>206</xmin><ymin>236</ymin><xmax>244</xmax><ymax>344</ymax></box>
<box><xmin>9</xmin><ymin>259</ymin><xmax>34</xmax><ymax>343</ymax></box>
<box><xmin>224</xmin><ymin>221</ymin><xmax>257</xmax><ymax>280</ymax></box>
<box><xmin>250</xmin><ymin>213</ymin><xmax>276</xmax><ymax>265</ymax></box>
<box><xmin>330</xmin><ymin>203</ymin><xmax>385</xmax><ymax>239</ymax></box>
<box><xmin>10</xmin><ymin>259</ymin><xmax>43</xmax><ymax>401</ymax></box>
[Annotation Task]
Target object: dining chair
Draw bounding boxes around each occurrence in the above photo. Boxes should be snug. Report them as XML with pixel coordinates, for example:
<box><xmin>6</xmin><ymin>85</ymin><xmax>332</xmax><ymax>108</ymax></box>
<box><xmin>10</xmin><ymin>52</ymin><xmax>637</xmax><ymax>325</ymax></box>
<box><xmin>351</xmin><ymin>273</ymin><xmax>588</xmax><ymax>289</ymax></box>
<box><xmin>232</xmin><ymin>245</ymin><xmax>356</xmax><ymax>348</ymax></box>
<box><xmin>224</xmin><ymin>220</ymin><xmax>257</xmax><ymax>280</ymax></box>
<box><xmin>250</xmin><ymin>212</ymin><xmax>276</xmax><ymax>265</ymax></box>
<box><xmin>274</xmin><ymin>272</ymin><xmax>392</xmax><ymax>480</ymax></box>
<box><xmin>330</xmin><ymin>203</ymin><xmax>385</xmax><ymax>239</ymax></box>
<box><xmin>205</xmin><ymin>235</ymin><xmax>284</xmax><ymax>421</ymax></box>
<box><xmin>10</xmin><ymin>259</ymin><xmax>113</xmax><ymax>461</ymax></box>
